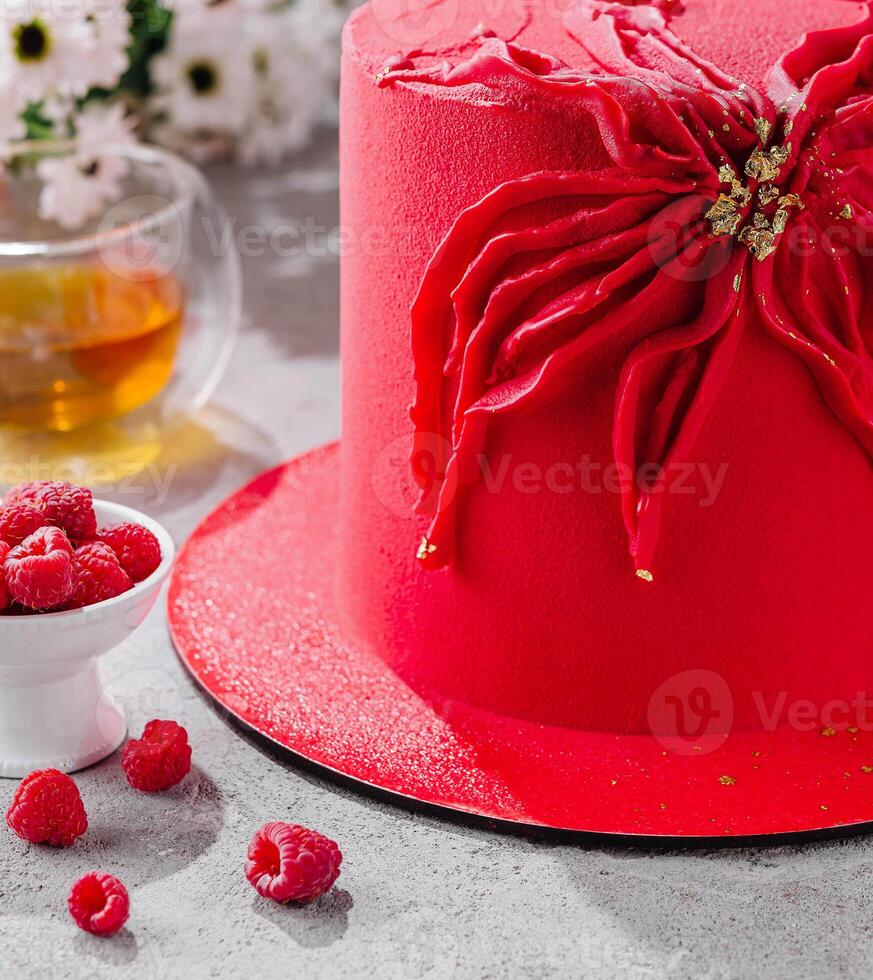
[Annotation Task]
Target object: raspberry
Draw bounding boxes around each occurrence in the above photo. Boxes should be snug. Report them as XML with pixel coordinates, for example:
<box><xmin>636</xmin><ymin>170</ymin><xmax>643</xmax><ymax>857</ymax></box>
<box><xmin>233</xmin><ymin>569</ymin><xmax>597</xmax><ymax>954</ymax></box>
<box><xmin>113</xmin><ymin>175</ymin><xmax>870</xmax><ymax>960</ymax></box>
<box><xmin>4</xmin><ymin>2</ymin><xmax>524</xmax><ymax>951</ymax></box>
<box><xmin>34</xmin><ymin>482</ymin><xmax>97</xmax><ymax>541</ymax></box>
<box><xmin>6</xmin><ymin>769</ymin><xmax>88</xmax><ymax>847</ymax></box>
<box><xmin>4</xmin><ymin>527</ymin><xmax>75</xmax><ymax>610</ymax></box>
<box><xmin>122</xmin><ymin>720</ymin><xmax>191</xmax><ymax>792</ymax></box>
<box><xmin>0</xmin><ymin>503</ymin><xmax>47</xmax><ymax>547</ymax></box>
<box><xmin>245</xmin><ymin>822</ymin><xmax>342</xmax><ymax>904</ymax></box>
<box><xmin>68</xmin><ymin>872</ymin><xmax>129</xmax><ymax>936</ymax></box>
<box><xmin>0</xmin><ymin>541</ymin><xmax>10</xmax><ymax>611</ymax></box>
<box><xmin>3</xmin><ymin>481</ymin><xmax>52</xmax><ymax>506</ymax></box>
<box><xmin>97</xmin><ymin>523</ymin><xmax>162</xmax><ymax>584</ymax></box>
<box><xmin>66</xmin><ymin>542</ymin><xmax>133</xmax><ymax>610</ymax></box>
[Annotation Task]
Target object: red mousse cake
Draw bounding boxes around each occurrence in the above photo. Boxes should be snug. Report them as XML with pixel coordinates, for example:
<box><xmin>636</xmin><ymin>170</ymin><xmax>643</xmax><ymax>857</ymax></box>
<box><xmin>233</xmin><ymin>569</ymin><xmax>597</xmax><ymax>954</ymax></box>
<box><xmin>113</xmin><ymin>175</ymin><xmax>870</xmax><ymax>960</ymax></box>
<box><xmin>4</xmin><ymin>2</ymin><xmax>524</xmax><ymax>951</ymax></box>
<box><xmin>340</xmin><ymin>0</ymin><xmax>873</xmax><ymax>733</ymax></box>
<box><xmin>173</xmin><ymin>0</ymin><xmax>873</xmax><ymax>840</ymax></box>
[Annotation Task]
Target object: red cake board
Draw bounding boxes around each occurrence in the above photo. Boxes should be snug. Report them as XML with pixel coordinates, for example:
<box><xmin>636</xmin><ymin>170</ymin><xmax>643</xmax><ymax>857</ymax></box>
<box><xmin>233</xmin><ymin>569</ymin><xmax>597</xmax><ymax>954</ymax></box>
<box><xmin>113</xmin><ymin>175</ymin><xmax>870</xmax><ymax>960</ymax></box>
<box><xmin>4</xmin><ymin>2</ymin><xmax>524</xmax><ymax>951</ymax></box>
<box><xmin>169</xmin><ymin>443</ymin><xmax>873</xmax><ymax>845</ymax></box>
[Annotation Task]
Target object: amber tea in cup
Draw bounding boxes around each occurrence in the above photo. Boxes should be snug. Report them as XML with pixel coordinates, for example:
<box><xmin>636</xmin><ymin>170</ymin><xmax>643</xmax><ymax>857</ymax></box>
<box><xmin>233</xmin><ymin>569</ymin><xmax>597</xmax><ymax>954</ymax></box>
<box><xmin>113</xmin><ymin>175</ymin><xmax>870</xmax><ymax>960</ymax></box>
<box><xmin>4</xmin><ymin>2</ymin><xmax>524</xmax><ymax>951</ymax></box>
<box><xmin>0</xmin><ymin>263</ymin><xmax>184</xmax><ymax>431</ymax></box>
<box><xmin>0</xmin><ymin>140</ymin><xmax>239</xmax><ymax>448</ymax></box>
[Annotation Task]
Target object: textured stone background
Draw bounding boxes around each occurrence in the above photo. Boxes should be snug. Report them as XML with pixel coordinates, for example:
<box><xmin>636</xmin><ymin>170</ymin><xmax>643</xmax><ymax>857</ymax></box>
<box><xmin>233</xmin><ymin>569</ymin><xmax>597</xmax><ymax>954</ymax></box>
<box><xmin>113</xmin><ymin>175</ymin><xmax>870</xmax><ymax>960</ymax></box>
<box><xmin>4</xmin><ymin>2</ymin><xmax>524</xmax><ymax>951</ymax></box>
<box><xmin>2</xmin><ymin>132</ymin><xmax>872</xmax><ymax>980</ymax></box>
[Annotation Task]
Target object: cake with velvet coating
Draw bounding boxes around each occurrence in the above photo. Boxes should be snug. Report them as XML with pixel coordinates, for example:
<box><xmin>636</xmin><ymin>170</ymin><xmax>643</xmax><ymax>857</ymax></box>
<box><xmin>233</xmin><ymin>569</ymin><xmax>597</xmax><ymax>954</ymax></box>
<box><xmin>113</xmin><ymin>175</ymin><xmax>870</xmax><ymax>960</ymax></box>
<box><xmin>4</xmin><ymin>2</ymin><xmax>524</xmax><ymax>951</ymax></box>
<box><xmin>339</xmin><ymin>0</ymin><xmax>873</xmax><ymax>736</ymax></box>
<box><xmin>168</xmin><ymin>0</ymin><xmax>873</xmax><ymax>840</ymax></box>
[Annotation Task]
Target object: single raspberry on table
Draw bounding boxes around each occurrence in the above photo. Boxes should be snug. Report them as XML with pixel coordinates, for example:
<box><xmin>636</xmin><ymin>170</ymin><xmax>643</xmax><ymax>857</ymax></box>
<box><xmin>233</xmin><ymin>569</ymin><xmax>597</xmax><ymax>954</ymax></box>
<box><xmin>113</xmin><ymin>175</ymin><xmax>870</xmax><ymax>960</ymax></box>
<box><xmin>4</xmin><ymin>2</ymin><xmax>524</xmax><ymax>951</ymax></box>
<box><xmin>245</xmin><ymin>822</ymin><xmax>342</xmax><ymax>904</ymax></box>
<box><xmin>3</xmin><ymin>481</ymin><xmax>52</xmax><ymax>507</ymax></box>
<box><xmin>0</xmin><ymin>503</ymin><xmax>47</xmax><ymax>548</ymax></box>
<box><xmin>122</xmin><ymin>720</ymin><xmax>191</xmax><ymax>792</ymax></box>
<box><xmin>66</xmin><ymin>542</ymin><xmax>133</xmax><ymax>610</ymax></box>
<box><xmin>68</xmin><ymin>872</ymin><xmax>129</xmax><ymax>936</ymax></box>
<box><xmin>6</xmin><ymin>769</ymin><xmax>88</xmax><ymax>847</ymax></box>
<box><xmin>97</xmin><ymin>523</ymin><xmax>161</xmax><ymax>583</ymax></box>
<box><xmin>0</xmin><ymin>541</ymin><xmax>10</xmax><ymax>611</ymax></box>
<box><xmin>4</xmin><ymin>527</ymin><xmax>75</xmax><ymax>610</ymax></box>
<box><xmin>34</xmin><ymin>482</ymin><xmax>97</xmax><ymax>541</ymax></box>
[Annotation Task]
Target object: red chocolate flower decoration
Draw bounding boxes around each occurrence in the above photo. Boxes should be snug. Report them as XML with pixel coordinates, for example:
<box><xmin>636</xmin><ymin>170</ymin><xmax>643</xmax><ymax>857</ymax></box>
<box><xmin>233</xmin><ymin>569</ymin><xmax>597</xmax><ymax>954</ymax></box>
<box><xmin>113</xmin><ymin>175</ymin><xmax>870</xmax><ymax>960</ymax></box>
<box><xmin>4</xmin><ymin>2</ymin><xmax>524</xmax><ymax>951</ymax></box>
<box><xmin>378</xmin><ymin>0</ymin><xmax>873</xmax><ymax>577</ymax></box>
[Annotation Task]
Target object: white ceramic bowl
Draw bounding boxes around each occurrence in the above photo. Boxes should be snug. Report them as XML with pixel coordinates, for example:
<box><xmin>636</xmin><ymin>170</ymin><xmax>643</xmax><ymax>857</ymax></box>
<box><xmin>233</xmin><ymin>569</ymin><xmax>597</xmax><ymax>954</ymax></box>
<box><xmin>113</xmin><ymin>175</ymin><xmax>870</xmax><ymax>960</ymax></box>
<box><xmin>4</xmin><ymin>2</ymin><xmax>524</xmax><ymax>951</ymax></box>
<box><xmin>0</xmin><ymin>501</ymin><xmax>175</xmax><ymax>778</ymax></box>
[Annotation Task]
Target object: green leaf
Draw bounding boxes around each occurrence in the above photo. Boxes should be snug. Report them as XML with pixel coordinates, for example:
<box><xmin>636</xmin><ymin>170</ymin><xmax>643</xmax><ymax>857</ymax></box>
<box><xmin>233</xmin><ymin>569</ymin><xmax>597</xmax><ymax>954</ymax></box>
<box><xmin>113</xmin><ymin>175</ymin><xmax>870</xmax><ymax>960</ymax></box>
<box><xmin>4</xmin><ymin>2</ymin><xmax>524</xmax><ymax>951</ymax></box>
<box><xmin>119</xmin><ymin>0</ymin><xmax>173</xmax><ymax>99</ymax></box>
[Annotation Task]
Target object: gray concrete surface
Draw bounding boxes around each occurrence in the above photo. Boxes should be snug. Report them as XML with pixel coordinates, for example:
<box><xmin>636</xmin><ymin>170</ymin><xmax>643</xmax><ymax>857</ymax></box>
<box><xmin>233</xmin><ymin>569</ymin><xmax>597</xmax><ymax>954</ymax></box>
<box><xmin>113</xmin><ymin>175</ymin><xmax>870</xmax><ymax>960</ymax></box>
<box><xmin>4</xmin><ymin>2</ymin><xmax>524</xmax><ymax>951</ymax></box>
<box><xmin>2</xmin><ymin>130</ymin><xmax>872</xmax><ymax>980</ymax></box>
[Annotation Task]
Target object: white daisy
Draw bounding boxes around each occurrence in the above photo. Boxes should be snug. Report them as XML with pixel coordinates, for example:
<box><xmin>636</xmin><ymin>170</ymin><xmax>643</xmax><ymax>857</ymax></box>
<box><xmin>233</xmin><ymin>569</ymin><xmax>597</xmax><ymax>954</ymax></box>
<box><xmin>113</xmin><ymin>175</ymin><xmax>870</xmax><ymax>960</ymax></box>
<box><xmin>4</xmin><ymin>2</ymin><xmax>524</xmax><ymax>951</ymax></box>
<box><xmin>290</xmin><ymin>0</ymin><xmax>356</xmax><ymax>81</ymax></box>
<box><xmin>36</xmin><ymin>103</ymin><xmax>136</xmax><ymax>229</ymax></box>
<box><xmin>0</xmin><ymin>0</ymin><xmax>94</xmax><ymax>103</ymax></box>
<box><xmin>237</xmin><ymin>13</ymin><xmax>328</xmax><ymax>166</ymax></box>
<box><xmin>149</xmin><ymin>8</ymin><xmax>258</xmax><ymax>135</ymax></box>
<box><xmin>73</xmin><ymin>100</ymin><xmax>137</xmax><ymax>147</ymax></box>
<box><xmin>85</xmin><ymin>0</ymin><xmax>132</xmax><ymax>92</ymax></box>
<box><xmin>37</xmin><ymin>154</ymin><xmax>117</xmax><ymax>228</ymax></box>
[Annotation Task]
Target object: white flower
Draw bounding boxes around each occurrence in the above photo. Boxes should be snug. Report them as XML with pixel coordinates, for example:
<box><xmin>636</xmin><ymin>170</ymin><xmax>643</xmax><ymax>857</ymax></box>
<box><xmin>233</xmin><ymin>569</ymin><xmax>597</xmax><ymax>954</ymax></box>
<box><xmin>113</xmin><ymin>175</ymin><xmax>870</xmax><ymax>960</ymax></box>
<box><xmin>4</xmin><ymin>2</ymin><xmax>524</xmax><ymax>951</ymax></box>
<box><xmin>150</xmin><ymin>8</ymin><xmax>258</xmax><ymax>135</ymax></box>
<box><xmin>73</xmin><ymin>100</ymin><xmax>136</xmax><ymax>147</ymax></box>
<box><xmin>36</xmin><ymin>103</ymin><xmax>136</xmax><ymax>229</ymax></box>
<box><xmin>290</xmin><ymin>0</ymin><xmax>355</xmax><ymax>81</ymax></box>
<box><xmin>236</xmin><ymin>10</ymin><xmax>328</xmax><ymax>166</ymax></box>
<box><xmin>0</xmin><ymin>0</ymin><xmax>92</xmax><ymax>103</ymax></box>
<box><xmin>87</xmin><ymin>0</ymin><xmax>132</xmax><ymax>91</ymax></box>
<box><xmin>0</xmin><ymin>0</ymin><xmax>131</xmax><ymax>105</ymax></box>
<box><xmin>37</xmin><ymin>154</ymin><xmax>116</xmax><ymax>228</ymax></box>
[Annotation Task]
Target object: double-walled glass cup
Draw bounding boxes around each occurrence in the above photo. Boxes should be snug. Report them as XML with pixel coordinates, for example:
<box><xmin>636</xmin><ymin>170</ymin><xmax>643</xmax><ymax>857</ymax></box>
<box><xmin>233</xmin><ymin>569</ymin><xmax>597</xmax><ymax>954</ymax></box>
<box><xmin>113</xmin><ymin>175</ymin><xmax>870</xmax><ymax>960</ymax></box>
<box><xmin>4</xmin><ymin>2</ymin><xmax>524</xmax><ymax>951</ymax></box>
<box><xmin>0</xmin><ymin>140</ymin><xmax>240</xmax><ymax>453</ymax></box>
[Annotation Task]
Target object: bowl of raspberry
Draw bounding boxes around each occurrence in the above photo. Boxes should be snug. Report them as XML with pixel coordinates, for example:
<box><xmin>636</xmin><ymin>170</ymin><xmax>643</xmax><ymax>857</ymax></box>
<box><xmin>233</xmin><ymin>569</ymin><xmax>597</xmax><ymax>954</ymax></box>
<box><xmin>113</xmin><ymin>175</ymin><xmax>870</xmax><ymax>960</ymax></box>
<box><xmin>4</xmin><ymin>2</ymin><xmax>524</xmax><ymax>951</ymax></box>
<box><xmin>0</xmin><ymin>482</ymin><xmax>175</xmax><ymax>777</ymax></box>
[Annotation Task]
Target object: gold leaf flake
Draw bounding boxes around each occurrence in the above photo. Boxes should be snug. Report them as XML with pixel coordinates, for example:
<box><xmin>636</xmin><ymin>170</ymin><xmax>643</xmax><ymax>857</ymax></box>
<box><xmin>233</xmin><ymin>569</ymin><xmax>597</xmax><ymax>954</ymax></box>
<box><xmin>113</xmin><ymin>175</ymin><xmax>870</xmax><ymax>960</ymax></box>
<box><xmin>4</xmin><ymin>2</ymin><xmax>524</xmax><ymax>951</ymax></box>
<box><xmin>739</xmin><ymin>224</ymin><xmax>777</xmax><ymax>261</ymax></box>
<box><xmin>754</xmin><ymin>117</ymin><xmax>772</xmax><ymax>144</ymax></box>
<box><xmin>705</xmin><ymin>194</ymin><xmax>742</xmax><ymax>237</ymax></box>
<box><xmin>745</xmin><ymin>144</ymin><xmax>790</xmax><ymax>183</ymax></box>
<box><xmin>718</xmin><ymin>775</ymin><xmax>736</xmax><ymax>786</ymax></box>
<box><xmin>771</xmin><ymin>208</ymin><xmax>790</xmax><ymax>235</ymax></box>
<box><xmin>731</xmin><ymin>181</ymin><xmax>751</xmax><ymax>207</ymax></box>
<box><xmin>777</xmin><ymin>193</ymin><xmax>803</xmax><ymax>211</ymax></box>
<box><xmin>416</xmin><ymin>537</ymin><xmax>437</xmax><ymax>561</ymax></box>
<box><xmin>635</xmin><ymin>569</ymin><xmax>654</xmax><ymax>583</ymax></box>
<box><xmin>733</xmin><ymin>273</ymin><xmax>742</xmax><ymax>293</ymax></box>
<box><xmin>705</xmin><ymin>138</ymin><xmax>829</xmax><ymax>260</ymax></box>
<box><xmin>840</xmin><ymin>204</ymin><xmax>854</xmax><ymax>219</ymax></box>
